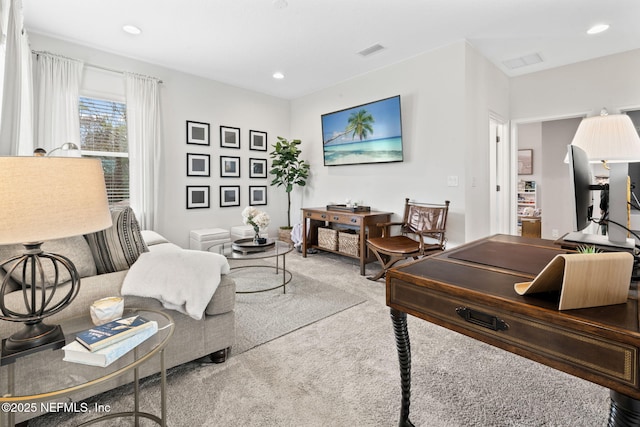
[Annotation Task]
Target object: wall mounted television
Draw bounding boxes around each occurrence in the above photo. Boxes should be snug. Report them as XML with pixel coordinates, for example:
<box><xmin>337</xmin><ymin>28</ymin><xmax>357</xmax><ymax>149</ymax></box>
<box><xmin>321</xmin><ymin>95</ymin><xmax>403</xmax><ymax>166</ymax></box>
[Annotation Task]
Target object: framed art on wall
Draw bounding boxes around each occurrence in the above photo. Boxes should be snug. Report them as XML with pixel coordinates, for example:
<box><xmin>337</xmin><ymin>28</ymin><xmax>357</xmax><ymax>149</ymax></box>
<box><xmin>187</xmin><ymin>186</ymin><xmax>210</xmax><ymax>209</ymax></box>
<box><xmin>187</xmin><ymin>121</ymin><xmax>210</xmax><ymax>146</ymax></box>
<box><xmin>220</xmin><ymin>185</ymin><xmax>240</xmax><ymax>207</ymax></box>
<box><xmin>187</xmin><ymin>153</ymin><xmax>210</xmax><ymax>177</ymax></box>
<box><xmin>249</xmin><ymin>186</ymin><xmax>267</xmax><ymax>206</ymax></box>
<box><xmin>220</xmin><ymin>156</ymin><xmax>240</xmax><ymax>178</ymax></box>
<box><xmin>249</xmin><ymin>158</ymin><xmax>267</xmax><ymax>178</ymax></box>
<box><xmin>249</xmin><ymin>130</ymin><xmax>268</xmax><ymax>151</ymax></box>
<box><xmin>220</xmin><ymin>126</ymin><xmax>240</xmax><ymax>149</ymax></box>
<box><xmin>518</xmin><ymin>149</ymin><xmax>533</xmax><ymax>175</ymax></box>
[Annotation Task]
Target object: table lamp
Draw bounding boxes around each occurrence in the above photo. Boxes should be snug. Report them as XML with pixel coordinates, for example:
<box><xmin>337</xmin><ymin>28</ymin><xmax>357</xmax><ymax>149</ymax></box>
<box><xmin>0</xmin><ymin>157</ymin><xmax>112</xmax><ymax>362</ymax></box>
<box><xmin>570</xmin><ymin>109</ymin><xmax>640</xmax><ymax>247</ymax></box>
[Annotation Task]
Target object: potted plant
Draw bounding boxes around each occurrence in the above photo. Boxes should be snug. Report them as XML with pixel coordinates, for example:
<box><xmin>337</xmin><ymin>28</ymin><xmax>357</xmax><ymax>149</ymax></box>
<box><xmin>269</xmin><ymin>136</ymin><xmax>310</xmax><ymax>243</ymax></box>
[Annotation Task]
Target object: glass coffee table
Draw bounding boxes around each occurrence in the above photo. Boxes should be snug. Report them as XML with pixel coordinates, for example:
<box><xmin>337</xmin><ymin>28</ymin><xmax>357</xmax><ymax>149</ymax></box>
<box><xmin>0</xmin><ymin>308</ymin><xmax>174</xmax><ymax>426</ymax></box>
<box><xmin>218</xmin><ymin>238</ymin><xmax>293</xmax><ymax>294</ymax></box>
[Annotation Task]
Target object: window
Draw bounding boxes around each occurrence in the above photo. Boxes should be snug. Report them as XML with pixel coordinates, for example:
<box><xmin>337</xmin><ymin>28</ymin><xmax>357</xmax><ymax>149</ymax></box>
<box><xmin>79</xmin><ymin>96</ymin><xmax>129</xmax><ymax>206</ymax></box>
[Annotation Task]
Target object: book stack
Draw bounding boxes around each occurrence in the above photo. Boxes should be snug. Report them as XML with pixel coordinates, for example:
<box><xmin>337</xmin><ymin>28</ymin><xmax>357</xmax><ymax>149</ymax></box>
<box><xmin>63</xmin><ymin>315</ymin><xmax>158</xmax><ymax>367</ymax></box>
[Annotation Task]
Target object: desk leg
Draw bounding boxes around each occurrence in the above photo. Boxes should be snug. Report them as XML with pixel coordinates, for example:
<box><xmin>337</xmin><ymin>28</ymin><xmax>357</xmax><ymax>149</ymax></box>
<box><xmin>391</xmin><ymin>308</ymin><xmax>414</xmax><ymax>427</ymax></box>
<box><xmin>609</xmin><ymin>390</ymin><xmax>640</xmax><ymax>426</ymax></box>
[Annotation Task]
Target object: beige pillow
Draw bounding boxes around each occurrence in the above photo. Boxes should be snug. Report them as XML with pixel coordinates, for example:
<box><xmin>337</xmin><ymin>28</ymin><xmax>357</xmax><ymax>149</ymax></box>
<box><xmin>0</xmin><ymin>235</ymin><xmax>97</xmax><ymax>287</ymax></box>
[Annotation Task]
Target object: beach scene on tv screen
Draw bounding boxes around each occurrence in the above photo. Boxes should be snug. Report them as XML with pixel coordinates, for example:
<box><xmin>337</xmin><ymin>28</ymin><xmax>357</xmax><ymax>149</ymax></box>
<box><xmin>322</xmin><ymin>96</ymin><xmax>403</xmax><ymax>166</ymax></box>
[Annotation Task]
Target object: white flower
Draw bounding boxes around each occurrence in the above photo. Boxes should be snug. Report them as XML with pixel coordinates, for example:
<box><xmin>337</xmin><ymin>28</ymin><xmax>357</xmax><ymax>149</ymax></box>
<box><xmin>241</xmin><ymin>206</ymin><xmax>270</xmax><ymax>229</ymax></box>
<box><xmin>253</xmin><ymin>212</ymin><xmax>270</xmax><ymax>228</ymax></box>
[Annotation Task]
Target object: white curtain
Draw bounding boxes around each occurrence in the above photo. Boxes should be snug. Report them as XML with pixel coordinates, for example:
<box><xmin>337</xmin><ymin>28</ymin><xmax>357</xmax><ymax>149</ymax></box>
<box><xmin>125</xmin><ymin>73</ymin><xmax>162</xmax><ymax>230</ymax></box>
<box><xmin>0</xmin><ymin>0</ymin><xmax>32</xmax><ymax>155</ymax></box>
<box><xmin>33</xmin><ymin>52</ymin><xmax>83</xmax><ymax>152</ymax></box>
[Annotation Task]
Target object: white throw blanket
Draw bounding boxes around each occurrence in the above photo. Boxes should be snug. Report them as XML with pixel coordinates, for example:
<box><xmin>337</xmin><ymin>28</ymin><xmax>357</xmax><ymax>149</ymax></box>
<box><xmin>121</xmin><ymin>247</ymin><xmax>230</xmax><ymax>320</ymax></box>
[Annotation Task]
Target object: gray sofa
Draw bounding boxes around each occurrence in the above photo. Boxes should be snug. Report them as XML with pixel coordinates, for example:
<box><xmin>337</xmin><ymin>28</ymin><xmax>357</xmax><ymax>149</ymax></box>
<box><xmin>0</xmin><ymin>208</ymin><xmax>235</xmax><ymax>423</ymax></box>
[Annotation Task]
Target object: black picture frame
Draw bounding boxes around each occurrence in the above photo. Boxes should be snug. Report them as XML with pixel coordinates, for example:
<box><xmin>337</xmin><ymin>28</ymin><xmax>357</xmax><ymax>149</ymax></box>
<box><xmin>249</xmin><ymin>158</ymin><xmax>268</xmax><ymax>178</ymax></box>
<box><xmin>220</xmin><ymin>185</ymin><xmax>240</xmax><ymax>207</ymax></box>
<box><xmin>249</xmin><ymin>130</ymin><xmax>268</xmax><ymax>151</ymax></box>
<box><xmin>187</xmin><ymin>153</ymin><xmax>210</xmax><ymax>177</ymax></box>
<box><xmin>220</xmin><ymin>126</ymin><xmax>241</xmax><ymax>149</ymax></box>
<box><xmin>186</xmin><ymin>121</ymin><xmax>210</xmax><ymax>146</ymax></box>
<box><xmin>220</xmin><ymin>156</ymin><xmax>241</xmax><ymax>178</ymax></box>
<box><xmin>186</xmin><ymin>186</ymin><xmax>210</xmax><ymax>209</ymax></box>
<box><xmin>249</xmin><ymin>186</ymin><xmax>267</xmax><ymax>206</ymax></box>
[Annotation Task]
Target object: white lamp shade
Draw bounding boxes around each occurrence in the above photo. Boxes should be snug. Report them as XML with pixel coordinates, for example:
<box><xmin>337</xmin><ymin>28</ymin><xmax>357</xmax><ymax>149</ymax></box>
<box><xmin>571</xmin><ymin>114</ymin><xmax>640</xmax><ymax>163</ymax></box>
<box><xmin>0</xmin><ymin>157</ymin><xmax>112</xmax><ymax>244</ymax></box>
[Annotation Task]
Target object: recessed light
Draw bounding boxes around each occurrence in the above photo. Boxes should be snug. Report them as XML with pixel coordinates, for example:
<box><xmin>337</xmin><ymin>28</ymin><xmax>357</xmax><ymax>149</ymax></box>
<box><xmin>122</xmin><ymin>25</ymin><xmax>142</xmax><ymax>35</ymax></box>
<box><xmin>273</xmin><ymin>72</ymin><xmax>285</xmax><ymax>80</ymax></box>
<box><xmin>587</xmin><ymin>24</ymin><xmax>609</xmax><ymax>35</ymax></box>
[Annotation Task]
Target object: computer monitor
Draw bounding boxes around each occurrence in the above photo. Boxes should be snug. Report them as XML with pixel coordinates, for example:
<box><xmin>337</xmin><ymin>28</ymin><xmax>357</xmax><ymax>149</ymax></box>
<box><xmin>564</xmin><ymin>144</ymin><xmax>635</xmax><ymax>249</ymax></box>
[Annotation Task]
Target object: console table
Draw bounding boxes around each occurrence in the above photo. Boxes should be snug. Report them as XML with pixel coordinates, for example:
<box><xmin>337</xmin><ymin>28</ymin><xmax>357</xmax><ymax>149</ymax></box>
<box><xmin>387</xmin><ymin>234</ymin><xmax>640</xmax><ymax>426</ymax></box>
<box><xmin>301</xmin><ymin>207</ymin><xmax>391</xmax><ymax>275</ymax></box>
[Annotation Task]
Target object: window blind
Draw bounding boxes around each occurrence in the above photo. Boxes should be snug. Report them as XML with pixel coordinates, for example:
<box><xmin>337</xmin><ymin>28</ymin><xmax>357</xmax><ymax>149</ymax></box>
<box><xmin>79</xmin><ymin>97</ymin><xmax>129</xmax><ymax>205</ymax></box>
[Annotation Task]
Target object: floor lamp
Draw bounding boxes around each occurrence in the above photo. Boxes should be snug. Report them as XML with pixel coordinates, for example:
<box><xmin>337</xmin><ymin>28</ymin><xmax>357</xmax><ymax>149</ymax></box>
<box><xmin>0</xmin><ymin>157</ymin><xmax>112</xmax><ymax>364</ymax></box>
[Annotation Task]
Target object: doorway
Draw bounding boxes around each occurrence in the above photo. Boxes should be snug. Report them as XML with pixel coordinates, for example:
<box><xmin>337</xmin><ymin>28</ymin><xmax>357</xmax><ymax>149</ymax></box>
<box><xmin>489</xmin><ymin>115</ymin><xmax>509</xmax><ymax>235</ymax></box>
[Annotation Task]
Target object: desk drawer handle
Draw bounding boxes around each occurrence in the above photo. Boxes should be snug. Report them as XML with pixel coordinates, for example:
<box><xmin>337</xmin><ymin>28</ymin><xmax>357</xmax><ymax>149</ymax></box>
<box><xmin>456</xmin><ymin>307</ymin><xmax>509</xmax><ymax>331</ymax></box>
<box><xmin>350</xmin><ymin>218</ymin><xmax>357</xmax><ymax>223</ymax></box>
<box><xmin>321</xmin><ymin>214</ymin><xmax>327</xmax><ymax>219</ymax></box>
<box><xmin>333</xmin><ymin>216</ymin><xmax>340</xmax><ymax>221</ymax></box>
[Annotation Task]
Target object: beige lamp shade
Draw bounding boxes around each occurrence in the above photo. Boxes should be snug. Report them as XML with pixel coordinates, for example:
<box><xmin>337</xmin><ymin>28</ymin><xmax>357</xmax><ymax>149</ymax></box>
<box><xmin>570</xmin><ymin>114</ymin><xmax>640</xmax><ymax>163</ymax></box>
<box><xmin>0</xmin><ymin>157</ymin><xmax>112</xmax><ymax>245</ymax></box>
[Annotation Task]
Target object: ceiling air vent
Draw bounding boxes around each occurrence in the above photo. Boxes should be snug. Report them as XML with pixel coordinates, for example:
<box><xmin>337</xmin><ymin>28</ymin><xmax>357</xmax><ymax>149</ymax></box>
<box><xmin>358</xmin><ymin>44</ymin><xmax>385</xmax><ymax>57</ymax></box>
<box><xmin>502</xmin><ymin>53</ymin><xmax>543</xmax><ymax>70</ymax></box>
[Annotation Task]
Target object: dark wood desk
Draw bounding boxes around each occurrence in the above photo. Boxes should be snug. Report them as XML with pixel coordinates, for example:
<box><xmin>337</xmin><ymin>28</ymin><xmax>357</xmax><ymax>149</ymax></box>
<box><xmin>387</xmin><ymin>234</ymin><xmax>640</xmax><ymax>426</ymax></box>
<box><xmin>301</xmin><ymin>207</ymin><xmax>391</xmax><ymax>275</ymax></box>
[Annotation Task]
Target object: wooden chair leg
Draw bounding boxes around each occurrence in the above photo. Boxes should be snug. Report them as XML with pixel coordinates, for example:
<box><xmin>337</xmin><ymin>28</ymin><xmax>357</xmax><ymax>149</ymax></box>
<box><xmin>367</xmin><ymin>247</ymin><xmax>403</xmax><ymax>281</ymax></box>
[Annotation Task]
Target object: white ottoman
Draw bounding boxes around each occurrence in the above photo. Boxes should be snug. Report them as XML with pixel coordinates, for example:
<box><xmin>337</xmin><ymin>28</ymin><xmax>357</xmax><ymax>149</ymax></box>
<box><xmin>231</xmin><ymin>225</ymin><xmax>268</xmax><ymax>242</ymax></box>
<box><xmin>189</xmin><ymin>228</ymin><xmax>231</xmax><ymax>252</ymax></box>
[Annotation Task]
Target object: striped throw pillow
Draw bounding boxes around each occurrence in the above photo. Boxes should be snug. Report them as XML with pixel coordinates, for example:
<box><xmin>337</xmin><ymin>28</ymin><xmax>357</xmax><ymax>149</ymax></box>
<box><xmin>85</xmin><ymin>207</ymin><xmax>149</xmax><ymax>274</ymax></box>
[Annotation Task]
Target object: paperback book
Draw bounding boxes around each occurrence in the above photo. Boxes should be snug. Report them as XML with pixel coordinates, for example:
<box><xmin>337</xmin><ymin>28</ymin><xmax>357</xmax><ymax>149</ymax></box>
<box><xmin>63</xmin><ymin>321</ymin><xmax>158</xmax><ymax>367</ymax></box>
<box><xmin>75</xmin><ymin>315</ymin><xmax>155</xmax><ymax>352</ymax></box>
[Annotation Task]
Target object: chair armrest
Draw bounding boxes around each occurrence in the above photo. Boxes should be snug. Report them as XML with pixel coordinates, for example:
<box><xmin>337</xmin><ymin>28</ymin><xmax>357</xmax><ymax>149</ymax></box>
<box><xmin>376</xmin><ymin>221</ymin><xmax>404</xmax><ymax>238</ymax></box>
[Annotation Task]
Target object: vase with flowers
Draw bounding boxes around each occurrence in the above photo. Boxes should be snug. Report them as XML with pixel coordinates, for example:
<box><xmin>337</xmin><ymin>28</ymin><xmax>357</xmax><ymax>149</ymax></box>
<box><xmin>242</xmin><ymin>206</ymin><xmax>270</xmax><ymax>244</ymax></box>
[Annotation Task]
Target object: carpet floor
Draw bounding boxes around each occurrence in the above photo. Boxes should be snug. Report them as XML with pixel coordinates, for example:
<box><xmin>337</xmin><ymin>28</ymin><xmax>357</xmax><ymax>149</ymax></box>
<box><xmin>29</xmin><ymin>251</ymin><xmax>610</xmax><ymax>426</ymax></box>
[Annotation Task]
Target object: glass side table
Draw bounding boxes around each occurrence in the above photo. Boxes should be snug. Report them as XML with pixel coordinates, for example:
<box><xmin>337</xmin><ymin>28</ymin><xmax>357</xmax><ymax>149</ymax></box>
<box><xmin>218</xmin><ymin>238</ymin><xmax>293</xmax><ymax>294</ymax></box>
<box><xmin>0</xmin><ymin>308</ymin><xmax>174</xmax><ymax>426</ymax></box>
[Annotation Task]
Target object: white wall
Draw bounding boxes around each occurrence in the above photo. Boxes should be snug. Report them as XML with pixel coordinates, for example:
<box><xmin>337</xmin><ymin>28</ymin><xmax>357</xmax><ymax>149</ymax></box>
<box><xmin>290</xmin><ymin>42</ymin><xmax>510</xmax><ymax>247</ymax></box>
<box><xmin>29</xmin><ymin>33</ymin><xmax>291</xmax><ymax>248</ymax></box>
<box><xmin>511</xmin><ymin>49</ymin><xmax>640</xmax><ymax>120</ymax></box>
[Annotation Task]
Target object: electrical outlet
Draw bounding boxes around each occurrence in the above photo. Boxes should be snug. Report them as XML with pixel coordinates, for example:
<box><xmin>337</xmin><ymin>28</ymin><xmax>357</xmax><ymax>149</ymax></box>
<box><xmin>551</xmin><ymin>229</ymin><xmax>559</xmax><ymax>238</ymax></box>
<box><xmin>447</xmin><ymin>175</ymin><xmax>459</xmax><ymax>187</ymax></box>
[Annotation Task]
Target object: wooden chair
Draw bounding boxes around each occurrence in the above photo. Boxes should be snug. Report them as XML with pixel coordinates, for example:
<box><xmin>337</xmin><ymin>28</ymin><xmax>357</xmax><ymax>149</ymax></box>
<box><xmin>366</xmin><ymin>199</ymin><xmax>449</xmax><ymax>281</ymax></box>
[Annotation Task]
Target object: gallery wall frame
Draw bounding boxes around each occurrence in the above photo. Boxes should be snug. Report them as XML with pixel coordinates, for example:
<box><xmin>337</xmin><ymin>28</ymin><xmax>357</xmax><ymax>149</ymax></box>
<box><xmin>220</xmin><ymin>185</ymin><xmax>240</xmax><ymax>207</ymax></box>
<box><xmin>187</xmin><ymin>185</ymin><xmax>210</xmax><ymax>209</ymax></box>
<box><xmin>249</xmin><ymin>130</ymin><xmax>268</xmax><ymax>151</ymax></box>
<box><xmin>187</xmin><ymin>121</ymin><xmax>210</xmax><ymax>146</ymax></box>
<box><xmin>518</xmin><ymin>149</ymin><xmax>533</xmax><ymax>175</ymax></box>
<box><xmin>187</xmin><ymin>153</ymin><xmax>210</xmax><ymax>177</ymax></box>
<box><xmin>220</xmin><ymin>126</ymin><xmax>240</xmax><ymax>149</ymax></box>
<box><xmin>249</xmin><ymin>186</ymin><xmax>267</xmax><ymax>206</ymax></box>
<box><xmin>249</xmin><ymin>158</ymin><xmax>268</xmax><ymax>178</ymax></box>
<box><xmin>220</xmin><ymin>156</ymin><xmax>241</xmax><ymax>178</ymax></box>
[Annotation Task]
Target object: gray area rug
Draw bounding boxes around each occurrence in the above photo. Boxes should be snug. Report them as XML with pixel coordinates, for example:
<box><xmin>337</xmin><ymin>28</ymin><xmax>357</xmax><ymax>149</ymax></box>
<box><xmin>29</xmin><ymin>251</ymin><xmax>610</xmax><ymax>426</ymax></box>
<box><xmin>230</xmin><ymin>264</ymin><xmax>366</xmax><ymax>355</ymax></box>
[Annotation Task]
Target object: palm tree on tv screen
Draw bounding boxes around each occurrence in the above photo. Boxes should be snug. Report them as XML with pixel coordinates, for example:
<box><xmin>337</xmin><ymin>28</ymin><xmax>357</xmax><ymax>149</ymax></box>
<box><xmin>324</xmin><ymin>108</ymin><xmax>375</xmax><ymax>144</ymax></box>
<box><xmin>347</xmin><ymin>109</ymin><xmax>374</xmax><ymax>140</ymax></box>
